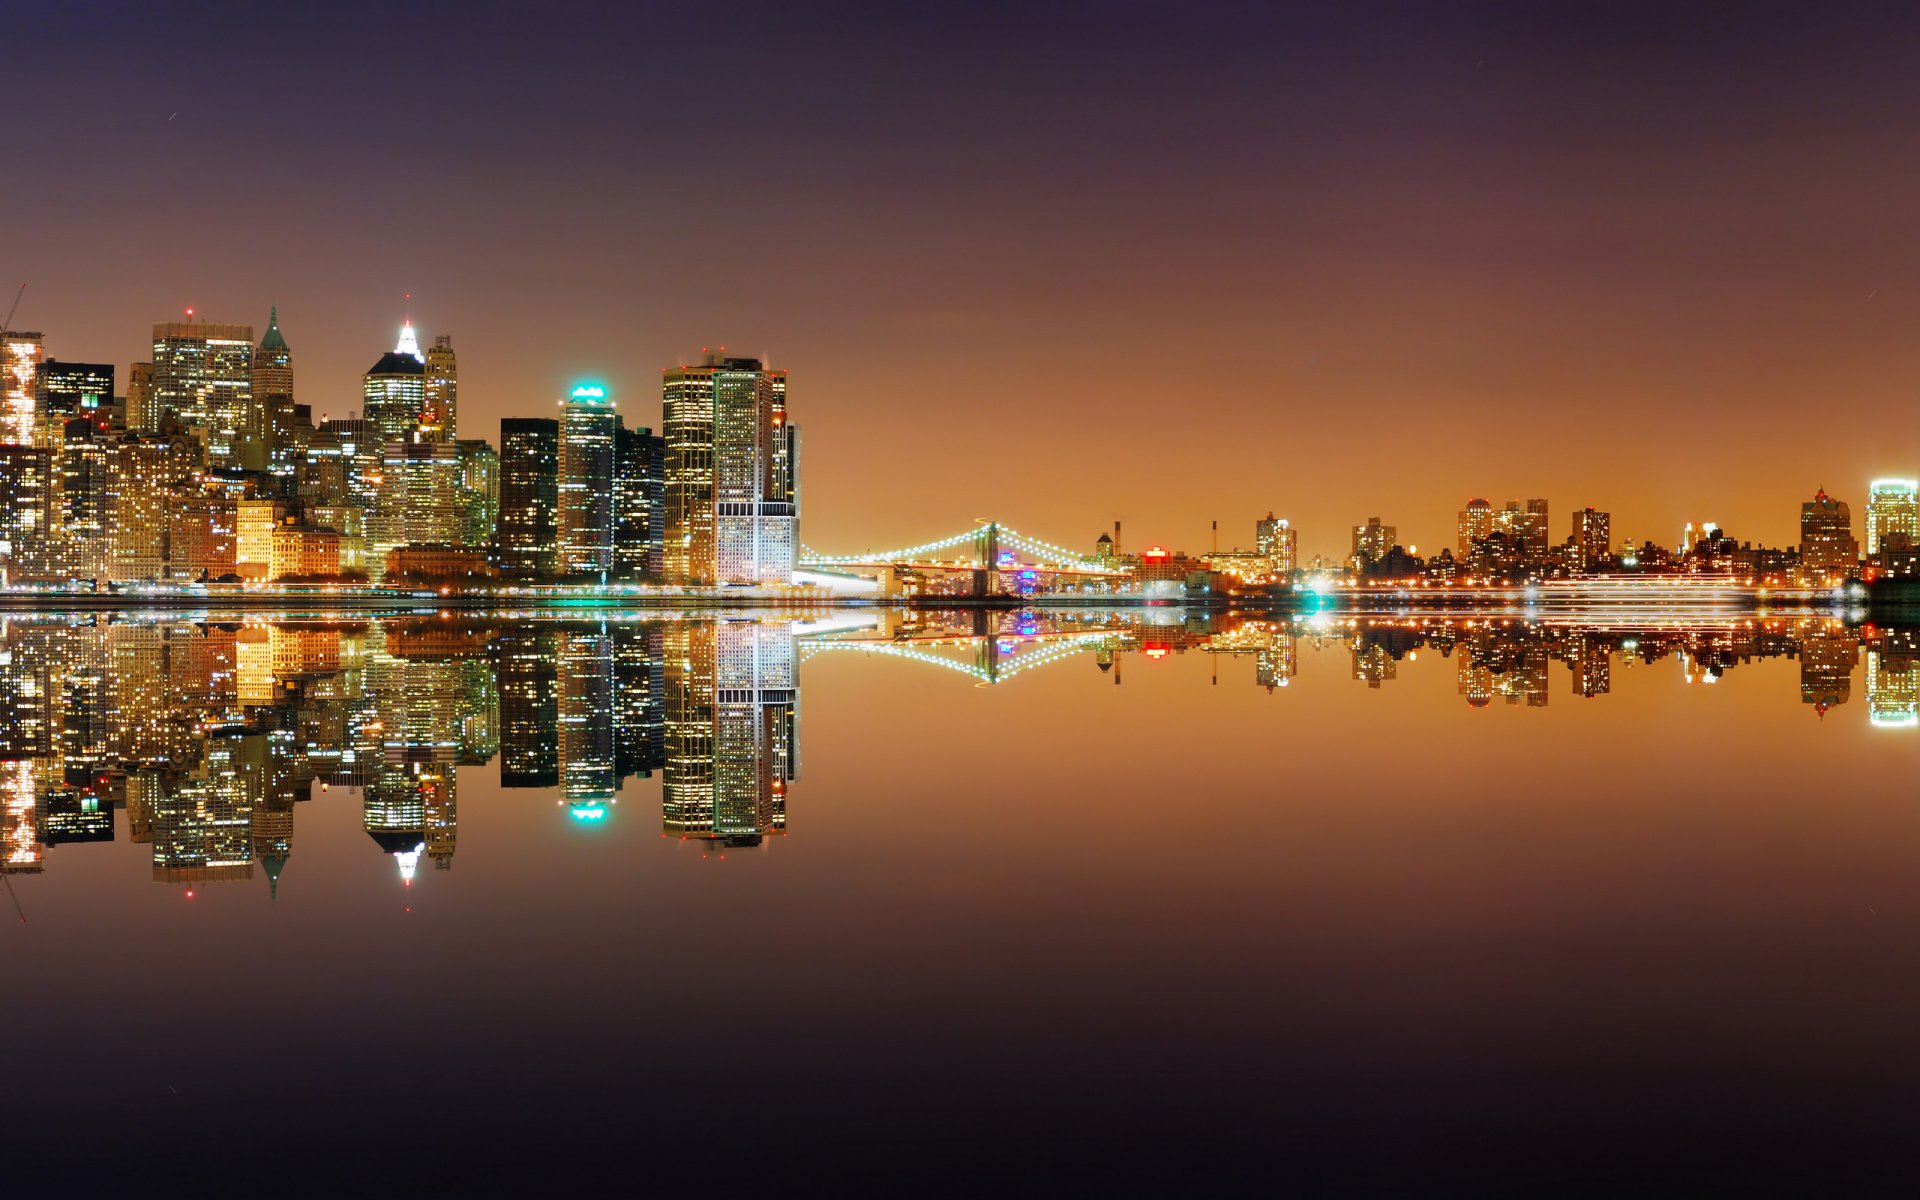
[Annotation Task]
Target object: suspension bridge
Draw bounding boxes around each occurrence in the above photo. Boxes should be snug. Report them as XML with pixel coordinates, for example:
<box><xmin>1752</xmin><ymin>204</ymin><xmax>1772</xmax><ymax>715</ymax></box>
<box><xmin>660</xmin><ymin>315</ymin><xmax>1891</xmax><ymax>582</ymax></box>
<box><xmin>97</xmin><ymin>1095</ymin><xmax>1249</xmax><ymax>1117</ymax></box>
<box><xmin>799</xmin><ymin>521</ymin><xmax>1126</xmax><ymax>596</ymax></box>
<box><xmin>799</xmin><ymin>621</ymin><xmax>1124</xmax><ymax>684</ymax></box>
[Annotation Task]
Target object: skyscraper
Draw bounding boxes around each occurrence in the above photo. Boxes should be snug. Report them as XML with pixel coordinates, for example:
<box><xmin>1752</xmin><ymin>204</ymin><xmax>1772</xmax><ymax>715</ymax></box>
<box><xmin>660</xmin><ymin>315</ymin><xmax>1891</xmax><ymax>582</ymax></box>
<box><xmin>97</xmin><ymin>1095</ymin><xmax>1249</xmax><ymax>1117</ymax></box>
<box><xmin>125</xmin><ymin>362</ymin><xmax>155</xmax><ymax>433</ymax></box>
<box><xmin>151</xmin><ymin>319</ymin><xmax>254</xmax><ymax>466</ymax></box>
<box><xmin>362</xmin><ymin>325</ymin><xmax>426</xmax><ymax>447</ymax></box>
<box><xmin>35</xmin><ymin>360</ymin><xmax>114</xmax><ymax>446</ymax></box>
<box><xmin>1351</xmin><ymin>517</ymin><xmax>1395</xmax><ymax>568</ymax></box>
<box><xmin>250</xmin><ymin>307</ymin><xmax>295</xmax><ymax>475</ymax></box>
<box><xmin>558</xmin><ymin>384</ymin><xmax>616</xmax><ymax>579</ymax></box>
<box><xmin>1572</xmin><ymin>507</ymin><xmax>1611</xmax><ymax>572</ymax></box>
<box><xmin>614</xmin><ymin>419</ymin><xmax>665</xmax><ymax>580</ymax></box>
<box><xmin>497</xmin><ymin>417</ymin><xmax>558</xmax><ymax>576</ymax></box>
<box><xmin>1</xmin><ymin>331</ymin><xmax>44</xmax><ymax>446</ymax></box>
<box><xmin>1865</xmin><ymin>479</ymin><xmax>1919</xmax><ymax>556</ymax></box>
<box><xmin>663</xmin><ymin>351</ymin><xmax>797</xmax><ymax>586</ymax></box>
<box><xmin>0</xmin><ymin>445</ymin><xmax>54</xmax><ymax>583</ymax></box>
<box><xmin>421</xmin><ymin>335</ymin><xmax>457</xmax><ymax>443</ymax></box>
<box><xmin>1799</xmin><ymin>488</ymin><xmax>1859</xmax><ymax>581</ymax></box>
<box><xmin>1255</xmin><ymin>513</ymin><xmax>1296</xmax><ymax>574</ymax></box>
<box><xmin>1457</xmin><ymin>498</ymin><xmax>1494</xmax><ymax>555</ymax></box>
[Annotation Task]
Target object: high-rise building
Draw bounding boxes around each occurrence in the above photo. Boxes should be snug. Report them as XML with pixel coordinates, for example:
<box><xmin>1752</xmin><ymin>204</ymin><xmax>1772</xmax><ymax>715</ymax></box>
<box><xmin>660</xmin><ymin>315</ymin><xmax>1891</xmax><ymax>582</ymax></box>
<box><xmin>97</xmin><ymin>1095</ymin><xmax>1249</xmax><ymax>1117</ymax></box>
<box><xmin>455</xmin><ymin>438</ymin><xmax>499</xmax><ymax>549</ymax></box>
<box><xmin>1865</xmin><ymin>479</ymin><xmax>1919</xmax><ymax>556</ymax></box>
<box><xmin>363</xmin><ymin>324</ymin><xmax>426</xmax><ymax>447</ymax></box>
<box><xmin>558</xmin><ymin>384</ymin><xmax>617</xmax><ymax>579</ymax></box>
<box><xmin>1</xmin><ymin>331</ymin><xmax>44</xmax><ymax>446</ymax></box>
<box><xmin>250</xmin><ymin>307</ymin><xmax>295</xmax><ymax>476</ymax></box>
<box><xmin>1492</xmin><ymin>498</ymin><xmax>1549</xmax><ymax>554</ymax></box>
<box><xmin>663</xmin><ymin>621</ymin><xmax>796</xmax><ymax>846</ymax></box>
<box><xmin>151</xmin><ymin>319</ymin><xmax>254</xmax><ymax>466</ymax></box>
<box><xmin>0</xmin><ymin>445</ymin><xmax>54</xmax><ymax>583</ymax></box>
<box><xmin>1799</xmin><ymin>488</ymin><xmax>1859</xmax><ymax>581</ymax></box>
<box><xmin>35</xmin><ymin>360</ymin><xmax>114</xmax><ymax>446</ymax></box>
<box><xmin>125</xmin><ymin>362</ymin><xmax>156</xmax><ymax>433</ymax></box>
<box><xmin>421</xmin><ymin>336</ymin><xmax>457</xmax><ymax>443</ymax></box>
<box><xmin>1255</xmin><ymin>513</ymin><xmax>1296</xmax><ymax>574</ymax></box>
<box><xmin>1351</xmin><ymin>517</ymin><xmax>1395</xmax><ymax>568</ymax></box>
<box><xmin>371</xmin><ymin>441</ymin><xmax>465</xmax><ymax>580</ymax></box>
<box><xmin>557</xmin><ymin>629</ymin><xmax>616</xmax><ymax>817</ymax></box>
<box><xmin>1572</xmin><ymin>507</ymin><xmax>1611</xmax><ymax>572</ymax></box>
<box><xmin>663</xmin><ymin>351</ymin><xmax>797</xmax><ymax>586</ymax></box>
<box><xmin>615</xmin><ymin>419</ymin><xmax>665</xmax><ymax>580</ymax></box>
<box><xmin>56</xmin><ymin>418</ymin><xmax>116</xmax><ymax>580</ymax></box>
<box><xmin>497</xmin><ymin>417</ymin><xmax>558</xmax><ymax>576</ymax></box>
<box><xmin>1457</xmin><ymin>498</ymin><xmax>1493</xmax><ymax>555</ymax></box>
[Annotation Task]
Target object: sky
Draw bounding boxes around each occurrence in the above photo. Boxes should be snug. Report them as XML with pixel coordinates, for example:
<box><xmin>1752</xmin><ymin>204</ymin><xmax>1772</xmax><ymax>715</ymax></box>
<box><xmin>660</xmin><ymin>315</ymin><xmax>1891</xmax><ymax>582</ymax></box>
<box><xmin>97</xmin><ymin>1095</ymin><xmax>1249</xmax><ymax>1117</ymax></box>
<box><xmin>12</xmin><ymin>1</ymin><xmax>1920</xmax><ymax>560</ymax></box>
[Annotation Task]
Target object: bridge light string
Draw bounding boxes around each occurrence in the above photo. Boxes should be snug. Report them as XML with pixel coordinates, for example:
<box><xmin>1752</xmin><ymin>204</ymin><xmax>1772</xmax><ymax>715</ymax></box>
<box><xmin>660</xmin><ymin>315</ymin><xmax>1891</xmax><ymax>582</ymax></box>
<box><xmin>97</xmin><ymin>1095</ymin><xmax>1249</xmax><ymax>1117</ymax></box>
<box><xmin>800</xmin><ymin>523</ymin><xmax>1120</xmax><ymax>573</ymax></box>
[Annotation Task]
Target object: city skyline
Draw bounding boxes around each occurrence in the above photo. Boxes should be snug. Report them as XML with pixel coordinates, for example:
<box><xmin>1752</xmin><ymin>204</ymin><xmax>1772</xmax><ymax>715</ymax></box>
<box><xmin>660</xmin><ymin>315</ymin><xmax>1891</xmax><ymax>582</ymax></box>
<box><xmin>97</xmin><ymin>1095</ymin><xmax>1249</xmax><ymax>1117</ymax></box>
<box><xmin>14</xmin><ymin>4</ymin><xmax>1920</xmax><ymax>558</ymax></box>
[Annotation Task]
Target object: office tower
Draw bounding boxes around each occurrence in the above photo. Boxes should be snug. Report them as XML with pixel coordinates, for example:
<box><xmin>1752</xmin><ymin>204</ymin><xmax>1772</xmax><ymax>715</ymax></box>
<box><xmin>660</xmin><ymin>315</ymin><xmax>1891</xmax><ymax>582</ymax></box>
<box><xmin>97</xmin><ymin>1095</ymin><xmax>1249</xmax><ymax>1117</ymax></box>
<box><xmin>125</xmin><ymin>361</ymin><xmax>156</xmax><ymax>433</ymax></box>
<box><xmin>615</xmin><ymin>419</ymin><xmax>665</xmax><ymax>579</ymax></box>
<box><xmin>1799</xmin><ymin>622</ymin><xmax>1855</xmax><ymax>712</ymax></box>
<box><xmin>151</xmin><ymin>319</ymin><xmax>254</xmax><ymax>466</ymax></box>
<box><xmin>1</xmin><ymin>330</ymin><xmax>44</xmax><ymax>446</ymax></box>
<box><xmin>0</xmin><ymin>445</ymin><xmax>54</xmax><ymax>583</ymax></box>
<box><xmin>1572</xmin><ymin>507</ymin><xmax>1611</xmax><ymax>572</ymax></box>
<box><xmin>494</xmin><ymin>629</ymin><xmax>560</xmax><ymax>787</ymax></box>
<box><xmin>455</xmin><ymin>439</ymin><xmax>498</xmax><ymax>548</ymax></box>
<box><xmin>663</xmin><ymin>351</ymin><xmax>797</xmax><ymax>586</ymax></box>
<box><xmin>497</xmin><ymin>417</ymin><xmax>558</xmax><ymax>576</ymax></box>
<box><xmin>363</xmin><ymin>767</ymin><xmax>429</xmax><ymax>883</ymax></box>
<box><xmin>371</xmin><ymin>442</ymin><xmax>465</xmax><ymax>579</ymax></box>
<box><xmin>153</xmin><ymin>730</ymin><xmax>261</xmax><ymax>885</ymax></box>
<box><xmin>614</xmin><ymin>625</ymin><xmax>667</xmax><ymax>778</ymax></box>
<box><xmin>558</xmin><ymin>384</ymin><xmax>617</xmax><ymax>579</ymax></box>
<box><xmin>363</xmin><ymin>325</ymin><xmax>426</xmax><ymax>447</ymax></box>
<box><xmin>557</xmin><ymin>628</ymin><xmax>616</xmax><ymax>815</ymax></box>
<box><xmin>56</xmin><ymin>418</ymin><xmax>115</xmax><ymax>580</ymax></box>
<box><xmin>1255</xmin><ymin>513</ymin><xmax>1296</xmax><ymax>574</ymax></box>
<box><xmin>168</xmin><ymin>494</ymin><xmax>238</xmax><ymax>580</ymax></box>
<box><xmin>112</xmin><ymin>435</ymin><xmax>199</xmax><ymax>580</ymax></box>
<box><xmin>663</xmin><ymin>621</ymin><xmax>796</xmax><ymax>846</ymax></box>
<box><xmin>1456</xmin><ymin>498</ymin><xmax>1493</xmax><ymax>555</ymax></box>
<box><xmin>1350</xmin><ymin>517</ymin><xmax>1395</xmax><ymax>568</ymax></box>
<box><xmin>35</xmin><ymin>360</ymin><xmax>114</xmax><ymax>445</ymax></box>
<box><xmin>250</xmin><ymin>307</ymin><xmax>295</xmax><ymax>475</ymax></box>
<box><xmin>1867</xmin><ymin>647</ymin><xmax>1919</xmax><ymax>728</ymax></box>
<box><xmin>1866</xmin><ymin>479</ymin><xmax>1919</xmax><ymax>556</ymax></box>
<box><xmin>1491</xmin><ymin>499</ymin><xmax>1549</xmax><ymax>554</ymax></box>
<box><xmin>307</xmin><ymin>417</ymin><xmax>381</xmax><ymax>510</ymax></box>
<box><xmin>1799</xmin><ymin>488</ymin><xmax>1859</xmax><ymax>581</ymax></box>
<box><xmin>0</xmin><ymin>760</ymin><xmax>43</xmax><ymax>876</ymax></box>
<box><xmin>421</xmin><ymin>335</ymin><xmax>457</xmax><ymax>443</ymax></box>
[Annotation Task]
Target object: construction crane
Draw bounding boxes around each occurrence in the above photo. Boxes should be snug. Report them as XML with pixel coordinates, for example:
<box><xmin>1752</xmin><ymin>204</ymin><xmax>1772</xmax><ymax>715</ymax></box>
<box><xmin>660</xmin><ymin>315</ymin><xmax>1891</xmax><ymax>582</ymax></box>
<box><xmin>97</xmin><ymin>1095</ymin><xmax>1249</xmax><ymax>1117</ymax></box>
<box><xmin>0</xmin><ymin>282</ymin><xmax>23</xmax><ymax>340</ymax></box>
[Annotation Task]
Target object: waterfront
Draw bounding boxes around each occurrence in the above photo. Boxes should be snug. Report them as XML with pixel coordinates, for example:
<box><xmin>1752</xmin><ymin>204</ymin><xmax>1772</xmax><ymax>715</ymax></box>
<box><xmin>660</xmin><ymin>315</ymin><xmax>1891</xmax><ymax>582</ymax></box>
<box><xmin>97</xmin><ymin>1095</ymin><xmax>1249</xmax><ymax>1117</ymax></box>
<box><xmin>6</xmin><ymin>608</ymin><xmax>1920</xmax><ymax>1193</ymax></box>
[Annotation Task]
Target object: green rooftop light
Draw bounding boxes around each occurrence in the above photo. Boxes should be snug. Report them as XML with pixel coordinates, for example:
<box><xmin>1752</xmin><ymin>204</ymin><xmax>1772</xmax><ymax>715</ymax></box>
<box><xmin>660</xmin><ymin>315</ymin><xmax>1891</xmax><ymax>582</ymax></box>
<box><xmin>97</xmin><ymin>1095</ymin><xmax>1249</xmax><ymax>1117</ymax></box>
<box><xmin>569</xmin><ymin>383</ymin><xmax>610</xmax><ymax>403</ymax></box>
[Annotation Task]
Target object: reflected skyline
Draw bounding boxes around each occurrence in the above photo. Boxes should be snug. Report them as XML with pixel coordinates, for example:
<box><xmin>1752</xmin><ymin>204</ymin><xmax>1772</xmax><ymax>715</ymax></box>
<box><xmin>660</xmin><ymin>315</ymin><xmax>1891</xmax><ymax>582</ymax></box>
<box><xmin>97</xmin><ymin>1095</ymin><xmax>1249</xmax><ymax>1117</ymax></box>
<box><xmin>1</xmin><ymin>609</ymin><xmax>1914</xmax><ymax>893</ymax></box>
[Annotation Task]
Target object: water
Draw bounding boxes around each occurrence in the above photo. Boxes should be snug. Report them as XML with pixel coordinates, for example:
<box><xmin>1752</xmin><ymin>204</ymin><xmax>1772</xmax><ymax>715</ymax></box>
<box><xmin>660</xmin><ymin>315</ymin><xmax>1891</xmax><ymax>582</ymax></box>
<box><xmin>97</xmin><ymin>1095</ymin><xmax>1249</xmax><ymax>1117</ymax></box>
<box><xmin>7</xmin><ymin>608</ymin><xmax>1919</xmax><ymax>1194</ymax></box>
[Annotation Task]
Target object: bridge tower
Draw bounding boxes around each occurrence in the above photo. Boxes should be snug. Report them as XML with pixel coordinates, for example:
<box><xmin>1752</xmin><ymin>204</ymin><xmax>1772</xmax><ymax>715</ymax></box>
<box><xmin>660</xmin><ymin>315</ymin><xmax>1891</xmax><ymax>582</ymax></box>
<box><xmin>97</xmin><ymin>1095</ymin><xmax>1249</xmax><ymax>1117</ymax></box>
<box><xmin>971</xmin><ymin>521</ymin><xmax>1001</xmax><ymax>598</ymax></box>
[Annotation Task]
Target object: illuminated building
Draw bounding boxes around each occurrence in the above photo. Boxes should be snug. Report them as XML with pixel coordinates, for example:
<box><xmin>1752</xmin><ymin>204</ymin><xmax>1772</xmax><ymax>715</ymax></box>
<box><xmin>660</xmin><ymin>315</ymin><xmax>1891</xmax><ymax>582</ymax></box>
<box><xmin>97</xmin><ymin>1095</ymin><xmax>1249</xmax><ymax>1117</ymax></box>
<box><xmin>1457</xmin><ymin>498</ymin><xmax>1493</xmax><ymax>556</ymax></box>
<box><xmin>558</xmin><ymin>384</ymin><xmax>617</xmax><ymax>579</ymax></box>
<box><xmin>1799</xmin><ymin>622</ymin><xmax>1855</xmax><ymax>713</ymax></box>
<box><xmin>494</xmin><ymin>629</ymin><xmax>559</xmax><ymax>787</ymax></box>
<box><xmin>151</xmin><ymin>319</ymin><xmax>254</xmax><ymax>467</ymax></box>
<box><xmin>1569</xmin><ymin>632</ymin><xmax>1611</xmax><ymax>697</ymax></box>
<box><xmin>497</xmin><ymin>417</ymin><xmax>558</xmax><ymax>576</ymax></box>
<box><xmin>0</xmin><ymin>445</ymin><xmax>55</xmax><ymax>583</ymax></box>
<box><xmin>1798</xmin><ymin>488</ymin><xmax>1859</xmax><ymax>581</ymax></box>
<box><xmin>363</xmin><ymin>766</ymin><xmax>428</xmax><ymax>883</ymax></box>
<box><xmin>456</xmin><ymin>439</ymin><xmax>499</xmax><ymax>548</ymax></box>
<box><xmin>663</xmin><ymin>621</ymin><xmax>796</xmax><ymax>846</ymax></box>
<box><xmin>249</xmin><ymin>307</ymin><xmax>295</xmax><ymax>476</ymax></box>
<box><xmin>152</xmin><ymin>728</ymin><xmax>261</xmax><ymax>885</ymax></box>
<box><xmin>421</xmin><ymin>335</ymin><xmax>457</xmax><ymax>443</ymax></box>
<box><xmin>1865</xmin><ymin>479</ymin><xmax>1919</xmax><ymax>556</ymax></box>
<box><xmin>1255</xmin><ymin>513</ymin><xmax>1296</xmax><ymax>574</ymax></box>
<box><xmin>615</xmin><ymin>419</ymin><xmax>665</xmax><ymax>579</ymax></box>
<box><xmin>1492</xmin><ymin>499</ymin><xmax>1549</xmax><ymax>555</ymax></box>
<box><xmin>0</xmin><ymin>761</ymin><xmax>43</xmax><ymax>875</ymax></box>
<box><xmin>663</xmin><ymin>351</ymin><xmax>797</xmax><ymax>586</ymax></box>
<box><xmin>2</xmin><ymin>330</ymin><xmax>44</xmax><ymax>446</ymax></box>
<box><xmin>1572</xmin><ymin>507</ymin><xmax>1611</xmax><ymax>572</ymax></box>
<box><xmin>614</xmin><ymin>625</ymin><xmax>666</xmax><ymax>778</ymax></box>
<box><xmin>56</xmin><ymin>418</ymin><xmax>115</xmax><ymax>580</ymax></box>
<box><xmin>1866</xmin><ymin>647</ymin><xmax>1919</xmax><ymax>728</ymax></box>
<box><xmin>1350</xmin><ymin>641</ymin><xmax>1396</xmax><ymax>688</ymax></box>
<box><xmin>125</xmin><ymin>361</ymin><xmax>155</xmax><ymax>433</ymax></box>
<box><xmin>35</xmin><ymin>359</ymin><xmax>114</xmax><ymax>446</ymax></box>
<box><xmin>1350</xmin><ymin>517</ymin><xmax>1395</xmax><ymax>569</ymax></box>
<box><xmin>371</xmin><ymin>441</ymin><xmax>465</xmax><ymax>580</ymax></box>
<box><xmin>235</xmin><ymin>500</ymin><xmax>288</xmax><ymax>580</ymax></box>
<box><xmin>362</xmin><ymin>326</ymin><xmax>426</xmax><ymax>447</ymax></box>
<box><xmin>167</xmin><ymin>493</ymin><xmax>238</xmax><ymax>580</ymax></box>
<box><xmin>557</xmin><ymin>628</ymin><xmax>616</xmax><ymax>814</ymax></box>
<box><xmin>308</xmin><ymin>417</ymin><xmax>382</xmax><ymax>510</ymax></box>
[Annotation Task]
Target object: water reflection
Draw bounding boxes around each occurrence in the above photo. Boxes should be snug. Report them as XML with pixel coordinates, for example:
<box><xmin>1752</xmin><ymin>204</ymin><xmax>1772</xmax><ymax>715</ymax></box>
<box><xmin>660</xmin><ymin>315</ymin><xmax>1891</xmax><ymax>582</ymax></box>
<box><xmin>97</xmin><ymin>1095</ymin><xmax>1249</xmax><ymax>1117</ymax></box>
<box><xmin>0</xmin><ymin>609</ymin><xmax>1914</xmax><ymax>888</ymax></box>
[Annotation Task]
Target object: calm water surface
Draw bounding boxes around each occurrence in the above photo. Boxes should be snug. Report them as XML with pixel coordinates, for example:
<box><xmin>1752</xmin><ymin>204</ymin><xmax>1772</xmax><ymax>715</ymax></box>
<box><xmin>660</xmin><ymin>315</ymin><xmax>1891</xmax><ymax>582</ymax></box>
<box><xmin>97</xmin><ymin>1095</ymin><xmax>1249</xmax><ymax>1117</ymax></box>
<box><xmin>7</xmin><ymin>608</ymin><xmax>1920</xmax><ymax>1194</ymax></box>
